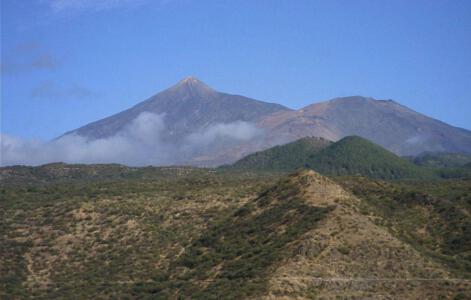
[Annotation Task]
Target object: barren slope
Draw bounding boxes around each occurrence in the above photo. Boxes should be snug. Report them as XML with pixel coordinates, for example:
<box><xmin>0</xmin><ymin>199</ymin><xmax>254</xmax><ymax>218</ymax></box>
<box><xmin>258</xmin><ymin>96</ymin><xmax>471</xmax><ymax>156</ymax></box>
<box><xmin>261</xmin><ymin>170</ymin><xmax>469</xmax><ymax>299</ymax></box>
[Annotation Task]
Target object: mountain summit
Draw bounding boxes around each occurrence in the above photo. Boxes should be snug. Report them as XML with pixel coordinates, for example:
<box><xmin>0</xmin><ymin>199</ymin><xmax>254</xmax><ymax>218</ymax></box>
<box><xmin>65</xmin><ymin>77</ymin><xmax>290</xmax><ymax>140</ymax></box>
<box><xmin>61</xmin><ymin>80</ymin><xmax>471</xmax><ymax>166</ymax></box>
<box><xmin>167</xmin><ymin>76</ymin><xmax>218</xmax><ymax>98</ymax></box>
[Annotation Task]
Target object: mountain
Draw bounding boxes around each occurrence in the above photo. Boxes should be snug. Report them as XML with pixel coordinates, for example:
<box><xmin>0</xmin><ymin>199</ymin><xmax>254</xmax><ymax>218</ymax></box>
<box><xmin>258</xmin><ymin>96</ymin><xmax>471</xmax><ymax>156</ymax></box>
<box><xmin>65</xmin><ymin>77</ymin><xmax>290</xmax><ymax>141</ymax></box>
<box><xmin>224</xmin><ymin>136</ymin><xmax>332</xmax><ymax>171</ymax></box>
<box><xmin>60</xmin><ymin>80</ymin><xmax>471</xmax><ymax>166</ymax></box>
<box><xmin>231</xmin><ymin>136</ymin><xmax>433</xmax><ymax>180</ymax></box>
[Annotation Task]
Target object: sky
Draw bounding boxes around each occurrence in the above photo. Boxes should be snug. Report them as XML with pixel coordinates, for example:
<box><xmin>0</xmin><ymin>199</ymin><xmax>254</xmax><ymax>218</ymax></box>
<box><xmin>1</xmin><ymin>0</ymin><xmax>471</xmax><ymax>141</ymax></box>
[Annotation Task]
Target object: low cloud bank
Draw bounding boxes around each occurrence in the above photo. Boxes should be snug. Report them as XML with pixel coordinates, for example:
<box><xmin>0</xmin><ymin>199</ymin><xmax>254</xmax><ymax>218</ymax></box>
<box><xmin>1</xmin><ymin>112</ymin><xmax>262</xmax><ymax>167</ymax></box>
<box><xmin>185</xmin><ymin>121</ymin><xmax>262</xmax><ymax>147</ymax></box>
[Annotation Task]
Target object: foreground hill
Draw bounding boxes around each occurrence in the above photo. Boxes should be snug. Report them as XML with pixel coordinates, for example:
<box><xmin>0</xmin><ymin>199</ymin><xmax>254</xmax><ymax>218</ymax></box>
<box><xmin>231</xmin><ymin>136</ymin><xmax>433</xmax><ymax>180</ymax></box>
<box><xmin>1</xmin><ymin>166</ymin><xmax>469</xmax><ymax>299</ymax></box>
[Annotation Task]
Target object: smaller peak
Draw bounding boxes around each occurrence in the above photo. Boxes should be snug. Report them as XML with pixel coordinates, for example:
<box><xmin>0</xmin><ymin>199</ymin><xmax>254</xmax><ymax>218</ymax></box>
<box><xmin>288</xmin><ymin>169</ymin><xmax>328</xmax><ymax>185</ymax></box>
<box><xmin>330</xmin><ymin>96</ymin><xmax>375</xmax><ymax>102</ymax></box>
<box><xmin>337</xmin><ymin>135</ymin><xmax>373</xmax><ymax>144</ymax></box>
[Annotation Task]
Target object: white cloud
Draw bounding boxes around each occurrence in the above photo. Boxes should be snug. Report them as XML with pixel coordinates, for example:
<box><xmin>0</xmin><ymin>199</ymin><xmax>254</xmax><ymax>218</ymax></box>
<box><xmin>1</xmin><ymin>43</ymin><xmax>59</xmax><ymax>75</ymax></box>
<box><xmin>31</xmin><ymin>81</ymin><xmax>99</xmax><ymax>100</ymax></box>
<box><xmin>1</xmin><ymin>112</ymin><xmax>168</xmax><ymax>166</ymax></box>
<box><xmin>185</xmin><ymin>121</ymin><xmax>263</xmax><ymax>147</ymax></box>
<box><xmin>0</xmin><ymin>113</ymin><xmax>263</xmax><ymax>167</ymax></box>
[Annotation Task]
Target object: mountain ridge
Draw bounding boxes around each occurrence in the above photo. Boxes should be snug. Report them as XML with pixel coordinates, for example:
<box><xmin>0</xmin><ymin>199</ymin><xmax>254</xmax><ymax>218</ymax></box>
<box><xmin>258</xmin><ymin>95</ymin><xmax>471</xmax><ymax>156</ymax></box>
<box><xmin>59</xmin><ymin>77</ymin><xmax>471</xmax><ymax>166</ymax></box>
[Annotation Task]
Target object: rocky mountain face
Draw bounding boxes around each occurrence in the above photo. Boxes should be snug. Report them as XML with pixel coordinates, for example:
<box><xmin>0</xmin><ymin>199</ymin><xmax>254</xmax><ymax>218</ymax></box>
<box><xmin>61</xmin><ymin>78</ymin><xmax>471</xmax><ymax>166</ymax></box>
<box><xmin>66</xmin><ymin>77</ymin><xmax>290</xmax><ymax>141</ymax></box>
<box><xmin>258</xmin><ymin>96</ymin><xmax>471</xmax><ymax>156</ymax></box>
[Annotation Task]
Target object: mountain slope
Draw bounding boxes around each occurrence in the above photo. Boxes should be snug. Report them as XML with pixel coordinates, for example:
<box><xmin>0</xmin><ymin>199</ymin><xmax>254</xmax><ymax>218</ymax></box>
<box><xmin>226</xmin><ymin>136</ymin><xmax>332</xmax><ymax>171</ymax></box>
<box><xmin>258</xmin><ymin>96</ymin><xmax>471</xmax><ymax>156</ymax></box>
<box><xmin>338</xmin><ymin>176</ymin><xmax>471</xmax><ymax>278</ymax></box>
<box><xmin>263</xmin><ymin>171</ymin><xmax>465</xmax><ymax>299</ymax></box>
<box><xmin>162</xmin><ymin>170</ymin><xmax>466</xmax><ymax>298</ymax></box>
<box><xmin>65</xmin><ymin>77</ymin><xmax>290</xmax><ymax>141</ymax></box>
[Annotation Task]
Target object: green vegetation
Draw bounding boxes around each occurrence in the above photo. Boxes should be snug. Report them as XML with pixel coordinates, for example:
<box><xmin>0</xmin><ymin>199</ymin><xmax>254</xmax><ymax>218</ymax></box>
<box><xmin>230</xmin><ymin>136</ymin><xmax>436</xmax><ymax>180</ymax></box>
<box><xmin>0</xmin><ymin>166</ymin><xmax>283</xmax><ymax>299</ymax></box>
<box><xmin>225</xmin><ymin>136</ymin><xmax>332</xmax><ymax>171</ymax></box>
<box><xmin>433</xmin><ymin>167</ymin><xmax>471</xmax><ymax>179</ymax></box>
<box><xmin>157</xmin><ymin>178</ymin><xmax>333</xmax><ymax>299</ymax></box>
<box><xmin>305</xmin><ymin>136</ymin><xmax>434</xmax><ymax>179</ymax></box>
<box><xmin>1</xmin><ymin>163</ymin><xmax>470</xmax><ymax>298</ymax></box>
<box><xmin>409</xmin><ymin>152</ymin><xmax>471</xmax><ymax>168</ymax></box>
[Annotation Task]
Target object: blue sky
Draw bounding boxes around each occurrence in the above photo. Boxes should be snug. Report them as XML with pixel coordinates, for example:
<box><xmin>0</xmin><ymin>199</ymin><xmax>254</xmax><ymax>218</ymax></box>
<box><xmin>2</xmin><ymin>0</ymin><xmax>471</xmax><ymax>140</ymax></box>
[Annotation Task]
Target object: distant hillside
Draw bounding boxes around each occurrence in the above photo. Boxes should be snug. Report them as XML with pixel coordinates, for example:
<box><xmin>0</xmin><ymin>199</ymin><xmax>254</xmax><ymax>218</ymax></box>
<box><xmin>230</xmin><ymin>136</ymin><xmax>434</xmax><ymax>180</ymax></box>
<box><xmin>410</xmin><ymin>152</ymin><xmax>471</xmax><ymax>168</ymax></box>
<box><xmin>0</xmin><ymin>163</ymin><xmax>211</xmax><ymax>185</ymax></box>
<box><xmin>226</xmin><ymin>137</ymin><xmax>332</xmax><ymax>171</ymax></box>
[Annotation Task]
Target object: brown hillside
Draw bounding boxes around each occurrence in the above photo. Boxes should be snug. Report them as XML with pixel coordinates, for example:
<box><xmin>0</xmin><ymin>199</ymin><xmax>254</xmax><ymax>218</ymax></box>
<box><xmin>261</xmin><ymin>170</ymin><xmax>469</xmax><ymax>299</ymax></box>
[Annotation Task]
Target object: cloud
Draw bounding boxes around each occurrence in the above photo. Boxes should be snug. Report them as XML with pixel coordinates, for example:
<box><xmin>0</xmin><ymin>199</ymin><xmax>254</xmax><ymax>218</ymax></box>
<box><xmin>31</xmin><ymin>81</ymin><xmax>99</xmax><ymax>100</ymax></box>
<box><xmin>40</xmin><ymin>0</ymin><xmax>150</xmax><ymax>14</ymax></box>
<box><xmin>31</xmin><ymin>54</ymin><xmax>60</xmax><ymax>70</ymax></box>
<box><xmin>0</xmin><ymin>113</ymin><xmax>263</xmax><ymax>167</ymax></box>
<box><xmin>405</xmin><ymin>134</ymin><xmax>431</xmax><ymax>145</ymax></box>
<box><xmin>185</xmin><ymin>121</ymin><xmax>263</xmax><ymax>147</ymax></box>
<box><xmin>15</xmin><ymin>42</ymin><xmax>42</xmax><ymax>53</ymax></box>
<box><xmin>1</xmin><ymin>43</ymin><xmax>59</xmax><ymax>75</ymax></box>
<box><xmin>1</xmin><ymin>113</ymin><xmax>170</xmax><ymax>166</ymax></box>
